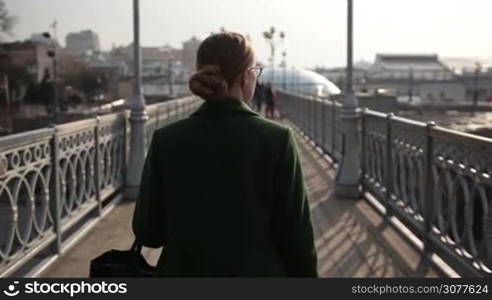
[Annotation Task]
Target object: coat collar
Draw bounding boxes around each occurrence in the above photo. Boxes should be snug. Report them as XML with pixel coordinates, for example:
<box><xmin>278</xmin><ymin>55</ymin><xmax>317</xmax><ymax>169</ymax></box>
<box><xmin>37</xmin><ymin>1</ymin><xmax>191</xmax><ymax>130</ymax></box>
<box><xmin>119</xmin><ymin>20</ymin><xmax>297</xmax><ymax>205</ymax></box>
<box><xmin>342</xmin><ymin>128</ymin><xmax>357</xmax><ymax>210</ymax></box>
<box><xmin>190</xmin><ymin>97</ymin><xmax>260</xmax><ymax>117</ymax></box>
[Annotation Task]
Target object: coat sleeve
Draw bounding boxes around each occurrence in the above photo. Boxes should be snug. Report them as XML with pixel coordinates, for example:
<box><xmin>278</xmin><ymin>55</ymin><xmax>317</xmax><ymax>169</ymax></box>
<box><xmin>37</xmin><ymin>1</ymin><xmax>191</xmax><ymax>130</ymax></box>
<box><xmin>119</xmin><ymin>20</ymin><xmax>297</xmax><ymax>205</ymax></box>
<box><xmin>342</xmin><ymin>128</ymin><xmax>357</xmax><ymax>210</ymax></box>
<box><xmin>272</xmin><ymin>128</ymin><xmax>318</xmax><ymax>277</ymax></box>
<box><xmin>132</xmin><ymin>132</ymin><xmax>167</xmax><ymax>248</ymax></box>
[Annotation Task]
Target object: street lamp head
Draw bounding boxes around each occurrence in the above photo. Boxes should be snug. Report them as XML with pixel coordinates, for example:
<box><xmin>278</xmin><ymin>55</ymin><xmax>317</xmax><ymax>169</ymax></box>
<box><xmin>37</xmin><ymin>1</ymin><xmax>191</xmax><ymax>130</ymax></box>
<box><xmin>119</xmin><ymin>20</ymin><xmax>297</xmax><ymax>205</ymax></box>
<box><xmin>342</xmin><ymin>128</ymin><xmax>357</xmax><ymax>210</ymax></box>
<box><xmin>263</xmin><ymin>31</ymin><xmax>272</xmax><ymax>39</ymax></box>
<box><xmin>42</xmin><ymin>32</ymin><xmax>51</xmax><ymax>39</ymax></box>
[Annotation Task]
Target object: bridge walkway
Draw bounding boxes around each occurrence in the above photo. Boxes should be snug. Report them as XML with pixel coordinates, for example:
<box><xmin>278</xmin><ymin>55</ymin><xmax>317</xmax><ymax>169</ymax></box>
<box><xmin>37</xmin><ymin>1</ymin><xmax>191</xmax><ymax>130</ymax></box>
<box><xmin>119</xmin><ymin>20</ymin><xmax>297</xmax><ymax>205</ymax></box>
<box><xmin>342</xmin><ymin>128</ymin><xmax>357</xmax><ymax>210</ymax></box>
<box><xmin>42</xmin><ymin>120</ymin><xmax>443</xmax><ymax>278</ymax></box>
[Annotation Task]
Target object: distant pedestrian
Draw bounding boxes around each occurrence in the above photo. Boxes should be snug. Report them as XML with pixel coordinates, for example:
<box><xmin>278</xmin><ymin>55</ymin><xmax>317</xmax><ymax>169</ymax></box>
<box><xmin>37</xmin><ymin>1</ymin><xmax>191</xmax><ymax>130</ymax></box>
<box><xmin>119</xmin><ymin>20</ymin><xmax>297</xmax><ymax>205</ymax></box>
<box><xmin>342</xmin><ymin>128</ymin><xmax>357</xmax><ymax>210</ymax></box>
<box><xmin>252</xmin><ymin>81</ymin><xmax>264</xmax><ymax>112</ymax></box>
<box><xmin>265</xmin><ymin>81</ymin><xmax>276</xmax><ymax>119</ymax></box>
<box><xmin>39</xmin><ymin>69</ymin><xmax>55</xmax><ymax>116</ymax></box>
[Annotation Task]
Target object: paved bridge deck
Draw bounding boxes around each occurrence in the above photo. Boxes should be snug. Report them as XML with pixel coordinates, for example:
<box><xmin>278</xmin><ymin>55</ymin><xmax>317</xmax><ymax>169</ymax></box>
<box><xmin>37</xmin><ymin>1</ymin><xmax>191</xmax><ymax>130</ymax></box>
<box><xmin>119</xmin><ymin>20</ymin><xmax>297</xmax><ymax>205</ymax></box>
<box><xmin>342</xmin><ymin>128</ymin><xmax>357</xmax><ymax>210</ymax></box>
<box><xmin>41</xmin><ymin>121</ymin><xmax>443</xmax><ymax>278</ymax></box>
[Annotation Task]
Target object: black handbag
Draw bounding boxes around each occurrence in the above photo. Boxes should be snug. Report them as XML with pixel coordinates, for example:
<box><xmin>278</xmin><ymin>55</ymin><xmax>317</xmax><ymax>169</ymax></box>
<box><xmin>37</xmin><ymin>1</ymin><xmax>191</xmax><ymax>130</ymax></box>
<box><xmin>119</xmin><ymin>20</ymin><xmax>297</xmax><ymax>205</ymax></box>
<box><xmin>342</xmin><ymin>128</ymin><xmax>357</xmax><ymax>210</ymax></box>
<box><xmin>90</xmin><ymin>240</ymin><xmax>155</xmax><ymax>277</ymax></box>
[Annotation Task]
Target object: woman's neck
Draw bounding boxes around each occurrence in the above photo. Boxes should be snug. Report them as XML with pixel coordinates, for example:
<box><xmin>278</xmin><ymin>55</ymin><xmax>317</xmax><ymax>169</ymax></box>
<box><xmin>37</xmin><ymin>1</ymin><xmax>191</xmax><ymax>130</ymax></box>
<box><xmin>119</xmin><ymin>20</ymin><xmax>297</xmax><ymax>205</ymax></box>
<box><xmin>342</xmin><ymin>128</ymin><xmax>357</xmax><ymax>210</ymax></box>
<box><xmin>223</xmin><ymin>85</ymin><xmax>244</xmax><ymax>102</ymax></box>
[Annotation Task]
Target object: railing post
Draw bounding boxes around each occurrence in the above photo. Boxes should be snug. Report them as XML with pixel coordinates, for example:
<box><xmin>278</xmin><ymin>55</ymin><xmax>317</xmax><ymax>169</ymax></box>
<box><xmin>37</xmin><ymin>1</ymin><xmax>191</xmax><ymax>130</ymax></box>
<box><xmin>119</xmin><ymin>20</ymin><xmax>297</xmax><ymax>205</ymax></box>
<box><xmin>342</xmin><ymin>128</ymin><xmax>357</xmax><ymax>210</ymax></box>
<box><xmin>177</xmin><ymin>100</ymin><xmax>181</xmax><ymax>120</ymax></box>
<box><xmin>310</xmin><ymin>99</ymin><xmax>314</xmax><ymax>139</ymax></box>
<box><xmin>167</xmin><ymin>102</ymin><xmax>171</xmax><ymax>125</ymax></box>
<box><xmin>179</xmin><ymin>100</ymin><xmax>183</xmax><ymax>119</ymax></box>
<box><xmin>299</xmin><ymin>98</ymin><xmax>303</xmax><ymax>130</ymax></box>
<box><xmin>301</xmin><ymin>98</ymin><xmax>306</xmax><ymax>132</ymax></box>
<box><xmin>294</xmin><ymin>97</ymin><xmax>297</xmax><ymax>121</ymax></box>
<box><xmin>361</xmin><ymin>108</ymin><xmax>367</xmax><ymax>188</ymax></box>
<box><xmin>174</xmin><ymin>101</ymin><xmax>178</xmax><ymax>122</ymax></box>
<box><xmin>122</xmin><ymin>111</ymin><xmax>129</xmax><ymax>185</ymax></box>
<box><xmin>314</xmin><ymin>100</ymin><xmax>319</xmax><ymax>144</ymax></box>
<box><xmin>292</xmin><ymin>98</ymin><xmax>302</xmax><ymax>123</ymax></box>
<box><xmin>308</xmin><ymin>99</ymin><xmax>311</xmax><ymax>136</ymax></box>
<box><xmin>303</xmin><ymin>98</ymin><xmax>306</xmax><ymax>131</ymax></box>
<box><xmin>297</xmin><ymin>98</ymin><xmax>301</xmax><ymax>127</ymax></box>
<box><xmin>321</xmin><ymin>100</ymin><xmax>326</xmax><ymax>152</ymax></box>
<box><xmin>423</xmin><ymin>121</ymin><xmax>436</xmax><ymax>256</ymax></box>
<box><xmin>384</xmin><ymin>113</ymin><xmax>395</xmax><ymax>216</ymax></box>
<box><xmin>331</xmin><ymin>101</ymin><xmax>336</xmax><ymax>156</ymax></box>
<box><xmin>49</xmin><ymin>125</ymin><xmax>62</xmax><ymax>254</ymax></box>
<box><xmin>311</xmin><ymin>98</ymin><xmax>318</xmax><ymax>139</ymax></box>
<box><xmin>305</xmin><ymin>99</ymin><xmax>308</xmax><ymax>133</ymax></box>
<box><xmin>292</xmin><ymin>96</ymin><xmax>296</xmax><ymax>124</ymax></box>
<box><xmin>306</xmin><ymin>99</ymin><xmax>309</xmax><ymax>134</ymax></box>
<box><xmin>94</xmin><ymin>116</ymin><xmax>102</xmax><ymax>216</ymax></box>
<box><xmin>312</xmin><ymin>100</ymin><xmax>316</xmax><ymax>140</ymax></box>
<box><xmin>307</xmin><ymin>99</ymin><xmax>311</xmax><ymax>137</ymax></box>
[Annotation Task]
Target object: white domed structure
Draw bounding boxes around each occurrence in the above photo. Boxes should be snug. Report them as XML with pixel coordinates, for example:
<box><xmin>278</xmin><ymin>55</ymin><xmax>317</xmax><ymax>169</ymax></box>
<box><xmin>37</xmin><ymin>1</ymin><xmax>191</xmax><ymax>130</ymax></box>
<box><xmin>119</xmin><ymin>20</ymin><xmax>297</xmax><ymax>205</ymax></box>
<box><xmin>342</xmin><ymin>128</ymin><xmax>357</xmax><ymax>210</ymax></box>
<box><xmin>259</xmin><ymin>66</ymin><xmax>341</xmax><ymax>97</ymax></box>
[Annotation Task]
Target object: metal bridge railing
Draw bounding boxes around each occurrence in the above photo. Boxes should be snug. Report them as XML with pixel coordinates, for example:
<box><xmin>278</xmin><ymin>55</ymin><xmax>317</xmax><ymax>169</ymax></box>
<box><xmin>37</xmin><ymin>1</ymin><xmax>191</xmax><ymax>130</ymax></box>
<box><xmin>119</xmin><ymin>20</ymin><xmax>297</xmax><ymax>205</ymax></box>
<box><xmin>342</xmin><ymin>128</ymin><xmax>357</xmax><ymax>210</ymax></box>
<box><xmin>276</xmin><ymin>90</ymin><xmax>344</xmax><ymax>162</ymax></box>
<box><xmin>0</xmin><ymin>96</ymin><xmax>202</xmax><ymax>277</ymax></box>
<box><xmin>278</xmin><ymin>90</ymin><xmax>492</xmax><ymax>277</ymax></box>
<box><xmin>362</xmin><ymin>109</ymin><xmax>492</xmax><ymax>277</ymax></box>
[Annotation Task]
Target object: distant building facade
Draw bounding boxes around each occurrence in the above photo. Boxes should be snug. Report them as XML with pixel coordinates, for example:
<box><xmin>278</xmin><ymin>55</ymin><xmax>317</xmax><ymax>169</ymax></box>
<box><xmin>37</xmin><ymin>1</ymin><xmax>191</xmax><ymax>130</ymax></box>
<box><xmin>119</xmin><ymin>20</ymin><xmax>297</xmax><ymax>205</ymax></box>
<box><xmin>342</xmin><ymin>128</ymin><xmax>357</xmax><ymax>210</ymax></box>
<box><xmin>365</xmin><ymin>54</ymin><xmax>465</xmax><ymax>102</ymax></box>
<box><xmin>461</xmin><ymin>67</ymin><xmax>492</xmax><ymax>102</ymax></box>
<box><xmin>115</xmin><ymin>43</ymin><xmax>181</xmax><ymax>78</ymax></box>
<box><xmin>0</xmin><ymin>40</ymin><xmax>53</xmax><ymax>83</ymax></box>
<box><xmin>181</xmin><ymin>36</ymin><xmax>201</xmax><ymax>72</ymax></box>
<box><xmin>66</xmin><ymin>30</ymin><xmax>101</xmax><ymax>55</ymax></box>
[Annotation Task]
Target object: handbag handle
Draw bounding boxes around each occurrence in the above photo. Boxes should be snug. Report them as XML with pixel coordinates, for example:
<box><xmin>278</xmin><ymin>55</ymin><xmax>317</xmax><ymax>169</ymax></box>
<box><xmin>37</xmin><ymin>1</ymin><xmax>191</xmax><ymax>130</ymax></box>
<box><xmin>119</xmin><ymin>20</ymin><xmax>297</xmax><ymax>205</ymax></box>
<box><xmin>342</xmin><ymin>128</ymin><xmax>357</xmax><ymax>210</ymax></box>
<box><xmin>131</xmin><ymin>239</ymin><xmax>143</xmax><ymax>253</ymax></box>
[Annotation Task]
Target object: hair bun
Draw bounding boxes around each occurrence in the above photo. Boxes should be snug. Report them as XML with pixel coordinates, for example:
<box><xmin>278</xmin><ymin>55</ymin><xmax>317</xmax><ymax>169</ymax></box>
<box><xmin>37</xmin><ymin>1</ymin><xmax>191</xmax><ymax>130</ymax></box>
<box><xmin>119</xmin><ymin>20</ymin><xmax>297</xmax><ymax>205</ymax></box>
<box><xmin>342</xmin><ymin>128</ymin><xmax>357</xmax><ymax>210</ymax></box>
<box><xmin>189</xmin><ymin>65</ymin><xmax>228</xmax><ymax>100</ymax></box>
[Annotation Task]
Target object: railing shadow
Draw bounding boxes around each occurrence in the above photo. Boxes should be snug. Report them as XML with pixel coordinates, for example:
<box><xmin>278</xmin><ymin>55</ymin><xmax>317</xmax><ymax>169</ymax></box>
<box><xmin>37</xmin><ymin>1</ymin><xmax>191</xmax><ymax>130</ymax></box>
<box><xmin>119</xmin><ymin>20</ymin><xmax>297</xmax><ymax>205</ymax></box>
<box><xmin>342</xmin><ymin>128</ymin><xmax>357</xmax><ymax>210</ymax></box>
<box><xmin>293</xmin><ymin>126</ymin><xmax>443</xmax><ymax>277</ymax></box>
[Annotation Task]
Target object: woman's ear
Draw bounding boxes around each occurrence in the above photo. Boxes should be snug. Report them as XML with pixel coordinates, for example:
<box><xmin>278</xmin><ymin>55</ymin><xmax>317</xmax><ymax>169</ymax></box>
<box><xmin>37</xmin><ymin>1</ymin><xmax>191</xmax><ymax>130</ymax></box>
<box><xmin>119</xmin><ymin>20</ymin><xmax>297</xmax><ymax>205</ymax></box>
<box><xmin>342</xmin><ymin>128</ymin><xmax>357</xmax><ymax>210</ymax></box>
<box><xmin>240</xmin><ymin>71</ymin><xmax>248</xmax><ymax>88</ymax></box>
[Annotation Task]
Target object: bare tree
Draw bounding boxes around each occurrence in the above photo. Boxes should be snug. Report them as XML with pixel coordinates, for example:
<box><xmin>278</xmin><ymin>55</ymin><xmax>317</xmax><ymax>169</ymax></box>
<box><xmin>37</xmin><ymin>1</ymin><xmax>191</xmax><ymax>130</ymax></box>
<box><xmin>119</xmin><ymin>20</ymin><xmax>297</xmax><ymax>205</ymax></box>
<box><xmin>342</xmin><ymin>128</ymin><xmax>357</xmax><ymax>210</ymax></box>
<box><xmin>0</xmin><ymin>0</ymin><xmax>17</xmax><ymax>40</ymax></box>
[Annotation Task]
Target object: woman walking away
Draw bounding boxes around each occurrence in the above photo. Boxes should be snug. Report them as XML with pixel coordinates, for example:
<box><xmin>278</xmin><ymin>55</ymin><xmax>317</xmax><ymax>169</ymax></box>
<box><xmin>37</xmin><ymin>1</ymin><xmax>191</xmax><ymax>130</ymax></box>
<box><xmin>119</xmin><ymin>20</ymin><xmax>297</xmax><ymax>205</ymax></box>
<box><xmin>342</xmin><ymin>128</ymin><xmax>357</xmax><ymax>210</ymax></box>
<box><xmin>132</xmin><ymin>32</ymin><xmax>318</xmax><ymax>277</ymax></box>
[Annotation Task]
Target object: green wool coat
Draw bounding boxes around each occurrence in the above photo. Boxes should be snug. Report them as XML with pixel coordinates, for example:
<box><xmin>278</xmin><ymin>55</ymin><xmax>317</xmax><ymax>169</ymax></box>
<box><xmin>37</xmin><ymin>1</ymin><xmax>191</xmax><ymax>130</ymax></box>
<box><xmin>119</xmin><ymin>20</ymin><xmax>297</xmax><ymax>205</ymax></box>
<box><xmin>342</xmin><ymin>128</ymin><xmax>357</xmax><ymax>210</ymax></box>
<box><xmin>132</xmin><ymin>97</ymin><xmax>318</xmax><ymax>277</ymax></box>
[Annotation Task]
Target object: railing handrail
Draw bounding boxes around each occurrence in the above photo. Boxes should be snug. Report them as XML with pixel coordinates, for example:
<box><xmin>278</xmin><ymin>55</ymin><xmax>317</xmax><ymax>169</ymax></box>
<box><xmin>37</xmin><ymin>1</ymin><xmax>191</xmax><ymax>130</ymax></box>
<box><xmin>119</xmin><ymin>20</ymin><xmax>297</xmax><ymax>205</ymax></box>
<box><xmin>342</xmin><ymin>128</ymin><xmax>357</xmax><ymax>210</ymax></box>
<box><xmin>363</xmin><ymin>107</ymin><xmax>492</xmax><ymax>144</ymax></box>
<box><xmin>0</xmin><ymin>97</ymin><xmax>199</xmax><ymax>144</ymax></box>
<box><xmin>0</xmin><ymin>128</ymin><xmax>55</xmax><ymax>149</ymax></box>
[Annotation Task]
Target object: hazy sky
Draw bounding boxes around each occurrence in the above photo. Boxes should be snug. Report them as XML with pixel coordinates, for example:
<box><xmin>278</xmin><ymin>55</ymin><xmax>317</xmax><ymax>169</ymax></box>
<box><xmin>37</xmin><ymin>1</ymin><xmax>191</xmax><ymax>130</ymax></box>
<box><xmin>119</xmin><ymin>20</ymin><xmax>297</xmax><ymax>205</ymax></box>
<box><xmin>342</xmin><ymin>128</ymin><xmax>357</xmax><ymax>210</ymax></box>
<box><xmin>4</xmin><ymin>0</ymin><xmax>492</xmax><ymax>68</ymax></box>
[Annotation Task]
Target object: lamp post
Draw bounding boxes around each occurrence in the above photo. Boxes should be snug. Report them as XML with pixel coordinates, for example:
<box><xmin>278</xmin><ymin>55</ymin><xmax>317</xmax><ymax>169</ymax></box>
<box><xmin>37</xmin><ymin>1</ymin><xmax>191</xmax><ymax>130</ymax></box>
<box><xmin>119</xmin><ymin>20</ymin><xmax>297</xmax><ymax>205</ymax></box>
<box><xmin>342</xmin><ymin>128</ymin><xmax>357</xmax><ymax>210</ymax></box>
<box><xmin>126</xmin><ymin>0</ymin><xmax>149</xmax><ymax>199</ymax></box>
<box><xmin>42</xmin><ymin>32</ymin><xmax>58</xmax><ymax>121</ymax></box>
<box><xmin>263</xmin><ymin>27</ymin><xmax>285</xmax><ymax>87</ymax></box>
<box><xmin>335</xmin><ymin>0</ymin><xmax>361</xmax><ymax>198</ymax></box>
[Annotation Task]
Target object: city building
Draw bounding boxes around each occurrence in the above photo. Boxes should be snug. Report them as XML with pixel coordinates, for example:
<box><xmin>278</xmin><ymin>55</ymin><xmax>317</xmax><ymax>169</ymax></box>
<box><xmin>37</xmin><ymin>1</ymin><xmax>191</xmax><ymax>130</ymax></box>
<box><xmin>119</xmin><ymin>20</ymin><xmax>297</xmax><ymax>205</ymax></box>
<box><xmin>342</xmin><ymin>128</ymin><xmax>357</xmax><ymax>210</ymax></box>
<box><xmin>461</xmin><ymin>67</ymin><xmax>492</xmax><ymax>102</ymax></box>
<box><xmin>115</xmin><ymin>43</ymin><xmax>181</xmax><ymax>77</ymax></box>
<box><xmin>0</xmin><ymin>40</ymin><xmax>53</xmax><ymax>83</ymax></box>
<box><xmin>181</xmin><ymin>36</ymin><xmax>201</xmax><ymax>72</ymax></box>
<box><xmin>364</xmin><ymin>54</ymin><xmax>465</xmax><ymax>102</ymax></box>
<box><xmin>66</xmin><ymin>30</ymin><xmax>101</xmax><ymax>55</ymax></box>
<box><xmin>441</xmin><ymin>57</ymin><xmax>492</xmax><ymax>75</ymax></box>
